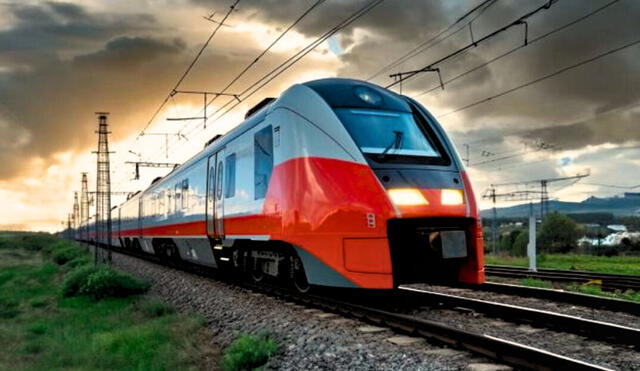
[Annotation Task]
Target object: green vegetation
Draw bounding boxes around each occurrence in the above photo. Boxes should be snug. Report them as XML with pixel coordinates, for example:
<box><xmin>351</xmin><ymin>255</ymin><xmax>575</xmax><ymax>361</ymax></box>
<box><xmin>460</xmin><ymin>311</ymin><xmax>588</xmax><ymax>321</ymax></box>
<box><xmin>0</xmin><ymin>232</ymin><xmax>217</xmax><ymax>370</ymax></box>
<box><xmin>519</xmin><ymin>278</ymin><xmax>552</xmax><ymax>289</ymax></box>
<box><xmin>538</xmin><ymin>212</ymin><xmax>584</xmax><ymax>253</ymax></box>
<box><xmin>485</xmin><ymin>253</ymin><xmax>640</xmax><ymax>276</ymax></box>
<box><xmin>222</xmin><ymin>333</ymin><xmax>279</xmax><ymax>371</ymax></box>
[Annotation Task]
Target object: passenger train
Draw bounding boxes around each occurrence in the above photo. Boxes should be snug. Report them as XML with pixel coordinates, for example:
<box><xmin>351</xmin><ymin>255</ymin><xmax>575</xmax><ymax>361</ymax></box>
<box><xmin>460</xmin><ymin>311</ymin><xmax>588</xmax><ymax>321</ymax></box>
<box><xmin>76</xmin><ymin>78</ymin><xmax>485</xmax><ymax>292</ymax></box>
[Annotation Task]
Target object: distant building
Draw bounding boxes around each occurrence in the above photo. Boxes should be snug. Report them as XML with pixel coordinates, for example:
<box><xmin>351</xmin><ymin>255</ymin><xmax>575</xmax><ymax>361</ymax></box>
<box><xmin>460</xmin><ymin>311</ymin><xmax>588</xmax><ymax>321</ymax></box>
<box><xmin>607</xmin><ymin>224</ymin><xmax>627</xmax><ymax>232</ymax></box>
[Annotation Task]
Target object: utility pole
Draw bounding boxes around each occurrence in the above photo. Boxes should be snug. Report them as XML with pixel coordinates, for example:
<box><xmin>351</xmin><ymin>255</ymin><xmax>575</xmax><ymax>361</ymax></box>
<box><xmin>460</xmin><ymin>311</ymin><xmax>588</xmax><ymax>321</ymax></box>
<box><xmin>527</xmin><ymin>201</ymin><xmax>537</xmax><ymax>272</ymax></box>
<box><xmin>93</xmin><ymin>112</ymin><xmax>113</xmax><ymax>265</ymax></box>
<box><xmin>72</xmin><ymin>192</ymin><xmax>79</xmax><ymax>239</ymax></box>
<box><xmin>490</xmin><ymin>188</ymin><xmax>497</xmax><ymax>254</ymax></box>
<box><xmin>80</xmin><ymin>172</ymin><xmax>90</xmax><ymax>245</ymax></box>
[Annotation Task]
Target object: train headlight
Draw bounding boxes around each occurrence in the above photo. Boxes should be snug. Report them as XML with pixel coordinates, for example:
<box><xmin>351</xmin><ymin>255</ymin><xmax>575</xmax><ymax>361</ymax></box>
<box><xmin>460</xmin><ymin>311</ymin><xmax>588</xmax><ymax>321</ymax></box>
<box><xmin>441</xmin><ymin>189</ymin><xmax>464</xmax><ymax>205</ymax></box>
<box><xmin>388</xmin><ymin>188</ymin><xmax>429</xmax><ymax>206</ymax></box>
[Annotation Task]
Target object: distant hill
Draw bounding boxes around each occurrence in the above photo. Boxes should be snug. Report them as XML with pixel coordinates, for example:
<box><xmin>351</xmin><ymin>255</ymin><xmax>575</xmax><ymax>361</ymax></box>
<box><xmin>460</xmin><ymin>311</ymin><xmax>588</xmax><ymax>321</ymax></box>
<box><xmin>480</xmin><ymin>194</ymin><xmax>640</xmax><ymax>218</ymax></box>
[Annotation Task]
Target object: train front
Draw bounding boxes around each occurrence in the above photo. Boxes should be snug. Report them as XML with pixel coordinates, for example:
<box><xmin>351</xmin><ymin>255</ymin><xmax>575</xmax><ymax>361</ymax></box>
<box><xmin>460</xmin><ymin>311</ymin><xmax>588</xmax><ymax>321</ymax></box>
<box><xmin>304</xmin><ymin>79</ymin><xmax>485</xmax><ymax>287</ymax></box>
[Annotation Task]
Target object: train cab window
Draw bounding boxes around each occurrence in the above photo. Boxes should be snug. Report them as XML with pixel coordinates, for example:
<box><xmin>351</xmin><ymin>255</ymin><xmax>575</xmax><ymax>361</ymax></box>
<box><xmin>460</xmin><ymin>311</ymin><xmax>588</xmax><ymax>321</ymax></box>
<box><xmin>225</xmin><ymin>153</ymin><xmax>236</xmax><ymax>198</ymax></box>
<box><xmin>254</xmin><ymin>125</ymin><xmax>273</xmax><ymax>200</ymax></box>
<box><xmin>334</xmin><ymin>108</ymin><xmax>447</xmax><ymax>165</ymax></box>
<box><xmin>174</xmin><ymin>183</ymin><xmax>181</xmax><ymax>212</ymax></box>
<box><xmin>181</xmin><ymin>179</ymin><xmax>189</xmax><ymax>210</ymax></box>
<box><xmin>167</xmin><ymin>189</ymin><xmax>174</xmax><ymax>214</ymax></box>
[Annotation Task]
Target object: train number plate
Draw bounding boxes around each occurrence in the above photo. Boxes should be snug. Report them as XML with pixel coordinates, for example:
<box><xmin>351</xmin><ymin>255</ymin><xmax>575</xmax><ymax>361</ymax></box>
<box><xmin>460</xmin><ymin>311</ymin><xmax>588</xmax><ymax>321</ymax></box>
<box><xmin>440</xmin><ymin>231</ymin><xmax>467</xmax><ymax>259</ymax></box>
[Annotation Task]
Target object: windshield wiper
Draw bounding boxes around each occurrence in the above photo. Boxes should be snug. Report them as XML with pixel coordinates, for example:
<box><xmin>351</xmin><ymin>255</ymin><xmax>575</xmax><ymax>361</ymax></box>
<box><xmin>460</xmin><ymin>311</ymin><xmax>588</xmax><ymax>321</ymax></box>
<box><xmin>377</xmin><ymin>130</ymin><xmax>403</xmax><ymax>162</ymax></box>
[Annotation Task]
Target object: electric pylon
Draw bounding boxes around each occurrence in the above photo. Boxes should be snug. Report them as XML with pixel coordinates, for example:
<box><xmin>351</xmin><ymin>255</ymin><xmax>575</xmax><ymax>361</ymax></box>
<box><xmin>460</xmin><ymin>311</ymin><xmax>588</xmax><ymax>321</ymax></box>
<box><xmin>93</xmin><ymin>113</ymin><xmax>113</xmax><ymax>265</ymax></box>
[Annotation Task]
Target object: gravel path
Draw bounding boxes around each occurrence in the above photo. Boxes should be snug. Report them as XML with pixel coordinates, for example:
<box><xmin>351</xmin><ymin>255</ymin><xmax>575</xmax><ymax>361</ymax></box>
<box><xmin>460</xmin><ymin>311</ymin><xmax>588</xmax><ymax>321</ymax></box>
<box><xmin>407</xmin><ymin>283</ymin><xmax>640</xmax><ymax>329</ymax></box>
<box><xmin>403</xmin><ymin>286</ymin><xmax>640</xmax><ymax>370</ymax></box>
<box><xmin>111</xmin><ymin>252</ymin><xmax>508</xmax><ymax>371</ymax></box>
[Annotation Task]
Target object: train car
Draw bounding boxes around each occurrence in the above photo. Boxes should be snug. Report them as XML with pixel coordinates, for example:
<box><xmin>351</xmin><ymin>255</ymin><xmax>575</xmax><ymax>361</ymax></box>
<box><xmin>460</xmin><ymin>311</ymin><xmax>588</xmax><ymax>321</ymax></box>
<box><xmin>85</xmin><ymin>78</ymin><xmax>484</xmax><ymax>291</ymax></box>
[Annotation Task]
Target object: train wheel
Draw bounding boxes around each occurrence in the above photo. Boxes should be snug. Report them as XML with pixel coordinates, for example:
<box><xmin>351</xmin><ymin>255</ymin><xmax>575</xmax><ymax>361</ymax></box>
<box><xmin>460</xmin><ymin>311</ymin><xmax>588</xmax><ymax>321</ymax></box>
<box><xmin>251</xmin><ymin>268</ymin><xmax>265</xmax><ymax>283</ymax></box>
<box><xmin>292</xmin><ymin>255</ymin><xmax>310</xmax><ymax>293</ymax></box>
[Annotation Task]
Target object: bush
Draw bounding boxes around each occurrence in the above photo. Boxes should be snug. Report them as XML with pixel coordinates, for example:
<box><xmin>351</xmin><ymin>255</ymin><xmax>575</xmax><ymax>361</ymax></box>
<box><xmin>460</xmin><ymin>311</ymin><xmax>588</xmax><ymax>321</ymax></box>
<box><xmin>51</xmin><ymin>245</ymin><xmax>84</xmax><ymax>265</ymax></box>
<box><xmin>62</xmin><ymin>265</ymin><xmax>98</xmax><ymax>298</ymax></box>
<box><xmin>65</xmin><ymin>256</ymin><xmax>91</xmax><ymax>269</ymax></box>
<box><xmin>140</xmin><ymin>300</ymin><xmax>176</xmax><ymax>318</ymax></box>
<box><xmin>222</xmin><ymin>334</ymin><xmax>278</xmax><ymax>371</ymax></box>
<box><xmin>79</xmin><ymin>268</ymin><xmax>150</xmax><ymax>300</ymax></box>
<box><xmin>17</xmin><ymin>233</ymin><xmax>58</xmax><ymax>251</ymax></box>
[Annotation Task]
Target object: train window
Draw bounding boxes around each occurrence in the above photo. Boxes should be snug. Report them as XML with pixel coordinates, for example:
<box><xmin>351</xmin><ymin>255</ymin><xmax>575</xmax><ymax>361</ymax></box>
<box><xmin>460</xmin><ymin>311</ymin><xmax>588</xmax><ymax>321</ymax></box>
<box><xmin>254</xmin><ymin>125</ymin><xmax>273</xmax><ymax>200</ymax></box>
<box><xmin>225</xmin><ymin>153</ymin><xmax>236</xmax><ymax>198</ymax></box>
<box><xmin>216</xmin><ymin>161</ymin><xmax>224</xmax><ymax>200</ymax></box>
<box><xmin>208</xmin><ymin>165</ymin><xmax>215</xmax><ymax>203</ymax></box>
<box><xmin>334</xmin><ymin>108</ymin><xmax>446</xmax><ymax>164</ymax></box>
<box><xmin>174</xmin><ymin>183</ymin><xmax>181</xmax><ymax>212</ymax></box>
<box><xmin>158</xmin><ymin>191</ymin><xmax>165</xmax><ymax>216</ymax></box>
<box><xmin>181</xmin><ymin>179</ymin><xmax>189</xmax><ymax>210</ymax></box>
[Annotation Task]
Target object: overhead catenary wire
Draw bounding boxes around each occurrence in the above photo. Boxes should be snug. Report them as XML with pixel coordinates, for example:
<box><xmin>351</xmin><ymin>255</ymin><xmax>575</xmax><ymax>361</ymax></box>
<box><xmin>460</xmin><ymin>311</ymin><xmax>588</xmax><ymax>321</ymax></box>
<box><xmin>386</xmin><ymin>0</ymin><xmax>561</xmax><ymax>89</ymax></box>
<box><xmin>206</xmin><ymin>0</ymin><xmax>326</xmax><ymax>108</ymax></box>
<box><xmin>134</xmin><ymin>0</ymin><xmax>241</xmax><ymax>139</ymax></box>
<box><xmin>413</xmin><ymin>0</ymin><xmax>623</xmax><ymax>98</ymax></box>
<box><xmin>208</xmin><ymin>0</ymin><xmax>386</xmax><ymax>122</ymax></box>
<box><xmin>437</xmin><ymin>37</ymin><xmax>640</xmax><ymax>118</ymax></box>
<box><xmin>366</xmin><ymin>0</ymin><xmax>498</xmax><ymax>82</ymax></box>
<box><xmin>139</xmin><ymin>0</ymin><xmax>385</xmax><ymax>164</ymax></box>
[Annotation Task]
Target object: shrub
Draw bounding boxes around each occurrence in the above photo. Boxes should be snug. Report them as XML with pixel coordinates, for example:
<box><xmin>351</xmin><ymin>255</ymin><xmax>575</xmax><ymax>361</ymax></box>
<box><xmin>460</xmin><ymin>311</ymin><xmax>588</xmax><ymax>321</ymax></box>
<box><xmin>141</xmin><ymin>300</ymin><xmax>176</xmax><ymax>318</ymax></box>
<box><xmin>222</xmin><ymin>334</ymin><xmax>278</xmax><ymax>371</ymax></box>
<box><xmin>65</xmin><ymin>256</ymin><xmax>91</xmax><ymax>269</ymax></box>
<box><xmin>62</xmin><ymin>265</ymin><xmax>98</xmax><ymax>298</ymax></box>
<box><xmin>51</xmin><ymin>246</ymin><xmax>84</xmax><ymax>265</ymax></box>
<box><xmin>18</xmin><ymin>233</ymin><xmax>58</xmax><ymax>251</ymax></box>
<box><xmin>79</xmin><ymin>268</ymin><xmax>150</xmax><ymax>300</ymax></box>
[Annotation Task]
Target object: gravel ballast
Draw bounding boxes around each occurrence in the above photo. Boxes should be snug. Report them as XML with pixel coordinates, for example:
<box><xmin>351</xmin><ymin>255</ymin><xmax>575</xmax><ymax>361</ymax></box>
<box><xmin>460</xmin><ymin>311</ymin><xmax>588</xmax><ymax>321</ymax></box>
<box><xmin>111</xmin><ymin>252</ymin><xmax>505</xmax><ymax>370</ymax></box>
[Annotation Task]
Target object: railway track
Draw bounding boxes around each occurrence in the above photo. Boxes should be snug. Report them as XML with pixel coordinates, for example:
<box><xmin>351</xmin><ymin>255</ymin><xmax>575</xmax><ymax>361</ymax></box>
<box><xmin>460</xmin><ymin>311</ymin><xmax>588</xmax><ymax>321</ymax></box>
<box><xmin>485</xmin><ymin>265</ymin><xmax>640</xmax><ymax>291</ymax></box>
<box><xmin>470</xmin><ymin>281</ymin><xmax>640</xmax><ymax>315</ymax></box>
<box><xmin>95</xmin><ymin>243</ymin><xmax>625</xmax><ymax>370</ymax></box>
<box><xmin>397</xmin><ymin>287</ymin><xmax>640</xmax><ymax>348</ymax></box>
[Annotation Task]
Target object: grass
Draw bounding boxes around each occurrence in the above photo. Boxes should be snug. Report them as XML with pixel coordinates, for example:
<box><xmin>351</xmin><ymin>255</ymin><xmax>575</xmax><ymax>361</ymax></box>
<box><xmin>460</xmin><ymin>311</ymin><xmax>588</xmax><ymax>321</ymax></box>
<box><xmin>0</xmin><ymin>232</ymin><xmax>218</xmax><ymax>370</ymax></box>
<box><xmin>485</xmin><ymin>253</ymin><xmax>640</xmax><ymax>276</ymax></box>
<box><xmin>222</xmin><ymin>333</ymin><xmax>278</xmax><ymax>371</ymax></box>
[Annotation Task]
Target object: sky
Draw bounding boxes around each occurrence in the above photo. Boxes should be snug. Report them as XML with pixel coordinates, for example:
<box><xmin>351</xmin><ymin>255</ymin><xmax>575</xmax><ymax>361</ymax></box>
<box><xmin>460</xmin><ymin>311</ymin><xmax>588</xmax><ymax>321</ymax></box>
<box><xmin>0</xmin><ymin>0</ymin><xmax>638</xmax><ymax>231</ymax></box>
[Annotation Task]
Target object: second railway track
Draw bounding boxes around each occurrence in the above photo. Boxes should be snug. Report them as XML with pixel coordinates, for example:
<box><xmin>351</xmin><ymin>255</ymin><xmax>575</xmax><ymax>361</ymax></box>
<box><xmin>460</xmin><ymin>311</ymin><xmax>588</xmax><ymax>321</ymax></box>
<box><xmin>485</xmin><ymin>265</ymin><xmax>640</xmax><ymax>291</ymax></box>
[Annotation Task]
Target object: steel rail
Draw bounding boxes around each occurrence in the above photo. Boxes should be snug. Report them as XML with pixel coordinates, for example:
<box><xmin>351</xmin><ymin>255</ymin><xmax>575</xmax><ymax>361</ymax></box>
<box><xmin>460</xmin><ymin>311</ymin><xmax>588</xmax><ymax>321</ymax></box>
<box><xmin>485</xmin><ymin>265</ymin><xmax>640</xmax><ymax>291</ymax></box>
<box><xmin>399</xmin><ymin>287</ymin><xmax>640</xmax><ymax>348</ymax></box>
<box><xmin>89</xmin><ymin>242</ymin><xmax>613</xmax><ymax>370</ymax></box>
<box><xmin>467</xmin><ymin>282</ymin><xmax>640</xmax><ymax>315</ymax></box>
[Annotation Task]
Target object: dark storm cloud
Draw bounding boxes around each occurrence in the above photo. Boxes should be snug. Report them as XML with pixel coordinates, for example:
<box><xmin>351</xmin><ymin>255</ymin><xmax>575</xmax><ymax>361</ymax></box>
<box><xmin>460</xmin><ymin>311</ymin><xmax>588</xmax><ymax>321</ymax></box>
<box><xmin>0</xmin><ymin>2</ymin><xmax>156</xmax><ymax>54</ymax></box>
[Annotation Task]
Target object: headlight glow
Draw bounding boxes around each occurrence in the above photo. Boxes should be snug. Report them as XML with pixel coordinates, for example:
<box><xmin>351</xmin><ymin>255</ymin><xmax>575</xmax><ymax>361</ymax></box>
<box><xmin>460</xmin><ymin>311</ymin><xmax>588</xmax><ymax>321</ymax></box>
<box><xmin>388</xmin><ymin>188</ymin><xmax>429</xmax><ymax>206</ymax></box>
<box><xmin>441</xmin><ymin>189</ymin><xmax>464</xmax><ymax>205</ymax></box>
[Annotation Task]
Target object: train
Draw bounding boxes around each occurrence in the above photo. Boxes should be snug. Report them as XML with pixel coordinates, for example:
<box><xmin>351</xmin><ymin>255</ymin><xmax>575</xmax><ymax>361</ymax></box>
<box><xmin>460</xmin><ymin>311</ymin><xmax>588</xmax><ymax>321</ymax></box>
<box><xmin>75</xmin><ymin>78</ymin><xmax>485</xmax><ymax>292</ymax></box>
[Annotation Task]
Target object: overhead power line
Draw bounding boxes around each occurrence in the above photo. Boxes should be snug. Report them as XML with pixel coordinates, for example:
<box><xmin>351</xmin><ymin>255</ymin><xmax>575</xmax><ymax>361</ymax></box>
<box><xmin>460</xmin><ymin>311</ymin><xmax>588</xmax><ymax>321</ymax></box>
<box><xmin>366</xmin><ymin>0</ymin><xmax>498</xmax><ymax>82</ymax></box>
<box><xmin>207</xmin><ymin>0</ymin><xmax>327</xmax><ymax>109</ymax></box>
<box><xmin>386</xmin><ymin>0</ymin><xmax>560</xmax><ymax>89</ymax></box>
<box><xmin>154</xmin><ymin>0</ymin><xmax>386</xmax><ymax>161</ymax></box>
<box><xmin>208</xmin><ymin>0</ymin><xmax>386</xmax><ymax>123</ymax></box>
<box><xmin>437</xmin><ymin>37</ymin><xmax>640</xmax><ymax>118</ymax></box>
<box><xmin>413</xmin><ymin>0</ymin><xmax>623</xmax><ymax>98</ymax></box>
<box><xmin>136</xmin><ymin>0</ymin><xmax>241</xmax><ymax>138</ymax></box>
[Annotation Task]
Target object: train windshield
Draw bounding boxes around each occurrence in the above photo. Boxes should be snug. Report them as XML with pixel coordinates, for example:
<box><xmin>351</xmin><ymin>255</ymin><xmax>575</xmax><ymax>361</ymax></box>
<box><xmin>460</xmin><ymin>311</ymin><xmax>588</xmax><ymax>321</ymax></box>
<box><xmin>334</xmin><ymin>108</ymin><xmax>442</xmax><ymax>162</ymax></box>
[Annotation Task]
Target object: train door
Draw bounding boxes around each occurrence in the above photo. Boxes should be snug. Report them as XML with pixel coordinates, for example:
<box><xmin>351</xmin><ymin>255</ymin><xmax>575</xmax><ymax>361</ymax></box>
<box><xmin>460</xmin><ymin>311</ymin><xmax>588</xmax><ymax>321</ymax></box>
<box><xmin>206</xmin><ymin>149</ymin><xmax>225</xmax><ymax>238</ymax></box>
